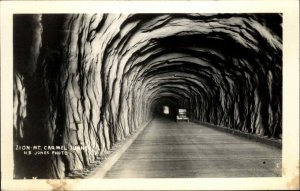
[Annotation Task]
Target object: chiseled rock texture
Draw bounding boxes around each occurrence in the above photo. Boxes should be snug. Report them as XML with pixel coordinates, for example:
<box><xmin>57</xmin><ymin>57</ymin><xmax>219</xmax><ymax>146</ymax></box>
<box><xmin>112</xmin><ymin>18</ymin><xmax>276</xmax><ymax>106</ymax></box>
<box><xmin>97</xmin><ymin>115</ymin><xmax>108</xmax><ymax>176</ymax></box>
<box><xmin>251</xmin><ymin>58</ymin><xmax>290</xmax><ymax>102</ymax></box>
<box><xmin>13</xmin><ymin>14</ymin><xmax>282</xmax><ymax>178</ymax></box>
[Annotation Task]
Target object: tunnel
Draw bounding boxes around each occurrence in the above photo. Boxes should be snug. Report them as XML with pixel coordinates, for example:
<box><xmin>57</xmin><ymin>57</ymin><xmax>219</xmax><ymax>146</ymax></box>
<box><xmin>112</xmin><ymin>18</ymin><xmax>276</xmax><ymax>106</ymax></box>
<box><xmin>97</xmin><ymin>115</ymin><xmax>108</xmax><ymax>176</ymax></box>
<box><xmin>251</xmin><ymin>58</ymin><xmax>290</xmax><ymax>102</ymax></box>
<box><xmin>13</xmin><ymin>13</ymin><xmax>282</xmax><ymax>178</ymax></box>
<box><xmin>151</xmin><ymin>97</ymin><xmax>179</xmax><ymax>120</ymax></box>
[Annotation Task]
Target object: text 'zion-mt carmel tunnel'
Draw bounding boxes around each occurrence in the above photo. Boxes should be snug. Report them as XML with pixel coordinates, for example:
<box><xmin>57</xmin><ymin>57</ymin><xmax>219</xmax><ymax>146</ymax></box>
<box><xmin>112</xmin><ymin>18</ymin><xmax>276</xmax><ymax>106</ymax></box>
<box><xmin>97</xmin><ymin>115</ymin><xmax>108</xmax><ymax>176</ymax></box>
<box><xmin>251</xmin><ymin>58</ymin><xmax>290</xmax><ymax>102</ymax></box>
<box><xmin>13</xmin><ymin>13</ymin><xmax>282</xmax><ymax>178</ymax></box>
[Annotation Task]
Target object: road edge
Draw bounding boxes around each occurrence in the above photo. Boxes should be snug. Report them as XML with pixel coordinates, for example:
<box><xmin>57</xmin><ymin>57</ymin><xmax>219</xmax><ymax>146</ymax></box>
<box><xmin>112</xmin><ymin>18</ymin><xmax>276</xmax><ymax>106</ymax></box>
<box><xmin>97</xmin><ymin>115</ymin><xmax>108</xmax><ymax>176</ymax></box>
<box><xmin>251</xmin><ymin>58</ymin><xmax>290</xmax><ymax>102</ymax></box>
<box><xmin>87</xmin><ymin>119</ymin><xmax>152</xmax><ymax>178</ymax></box>
<box><xmin>191</xmin><ymin>120</ymin><xmax>282</xmax><ymax>149</ymax></box>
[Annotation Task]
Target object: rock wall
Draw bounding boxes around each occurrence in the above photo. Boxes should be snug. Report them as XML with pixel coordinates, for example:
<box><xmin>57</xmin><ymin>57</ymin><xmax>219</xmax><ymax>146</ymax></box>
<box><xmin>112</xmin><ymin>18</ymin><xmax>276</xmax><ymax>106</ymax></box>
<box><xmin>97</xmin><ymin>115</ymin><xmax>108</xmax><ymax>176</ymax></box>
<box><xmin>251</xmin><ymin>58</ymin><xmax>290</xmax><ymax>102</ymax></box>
<box><xmin>13</xmin><ymin>14</ymin><xmax>282</xmax><ymax>178</ymax></box>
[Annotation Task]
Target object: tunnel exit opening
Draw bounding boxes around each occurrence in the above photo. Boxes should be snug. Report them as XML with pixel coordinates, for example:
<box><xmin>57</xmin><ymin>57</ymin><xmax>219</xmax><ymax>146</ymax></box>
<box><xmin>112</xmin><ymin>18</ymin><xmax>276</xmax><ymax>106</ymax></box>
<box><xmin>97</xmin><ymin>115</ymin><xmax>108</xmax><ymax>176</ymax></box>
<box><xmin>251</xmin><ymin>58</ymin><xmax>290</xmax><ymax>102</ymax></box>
<box><xmin>151</xmin><ymin>97</ymin><xmax>179</xmax><ymax>121</ymax></box>
<box><xmin>163</xmin><ymin>106</ymin><xmax>169</xmax><ymax>115</ymax></box>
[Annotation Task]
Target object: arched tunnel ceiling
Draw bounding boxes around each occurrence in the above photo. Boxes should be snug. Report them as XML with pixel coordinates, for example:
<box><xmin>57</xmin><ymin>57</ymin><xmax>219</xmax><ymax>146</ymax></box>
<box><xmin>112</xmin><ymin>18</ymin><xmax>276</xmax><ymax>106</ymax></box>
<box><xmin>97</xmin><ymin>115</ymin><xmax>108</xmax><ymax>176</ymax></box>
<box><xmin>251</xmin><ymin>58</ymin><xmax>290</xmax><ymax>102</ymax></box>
<box><xmin>13</xmin><ymin>13</ymin><xmax>282</xmax><ymax>178</ymax></box>
<box><xmin>96</xmin><ymin>14</ymin><xmax>282</xmax><ymax>130</ymax></box>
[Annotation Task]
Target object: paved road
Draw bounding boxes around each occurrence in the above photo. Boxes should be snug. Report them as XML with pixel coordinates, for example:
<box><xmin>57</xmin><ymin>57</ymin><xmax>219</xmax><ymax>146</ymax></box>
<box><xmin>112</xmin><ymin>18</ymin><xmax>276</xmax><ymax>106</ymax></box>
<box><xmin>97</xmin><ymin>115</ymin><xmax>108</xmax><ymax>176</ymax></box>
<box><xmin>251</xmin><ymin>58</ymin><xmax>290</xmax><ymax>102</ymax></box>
<box><xmin>104</xmin><ymin>118</ymin><xmax>281</xmax><ymax>178</ymax></box>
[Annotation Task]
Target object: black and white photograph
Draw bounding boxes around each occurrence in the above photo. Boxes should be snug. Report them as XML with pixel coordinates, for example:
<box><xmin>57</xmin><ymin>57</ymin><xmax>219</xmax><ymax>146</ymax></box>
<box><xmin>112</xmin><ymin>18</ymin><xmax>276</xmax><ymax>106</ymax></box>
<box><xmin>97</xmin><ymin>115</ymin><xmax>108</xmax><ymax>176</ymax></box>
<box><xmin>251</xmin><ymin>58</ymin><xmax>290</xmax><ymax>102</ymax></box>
<box><xmin>1</xmin><ymin>1</ymin><xmax>299</xmax><ymax>190</ymax></box>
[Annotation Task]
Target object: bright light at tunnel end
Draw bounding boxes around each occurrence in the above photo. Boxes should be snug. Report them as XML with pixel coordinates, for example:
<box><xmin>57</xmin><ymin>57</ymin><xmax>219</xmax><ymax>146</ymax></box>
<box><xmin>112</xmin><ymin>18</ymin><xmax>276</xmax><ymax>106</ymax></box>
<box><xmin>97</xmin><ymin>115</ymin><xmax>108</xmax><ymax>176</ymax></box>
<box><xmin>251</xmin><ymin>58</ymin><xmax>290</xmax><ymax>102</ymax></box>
<box><xmin>163</xmin><ymin>106</ymin><xmax>169</xmax><ymax>114</ymax></box>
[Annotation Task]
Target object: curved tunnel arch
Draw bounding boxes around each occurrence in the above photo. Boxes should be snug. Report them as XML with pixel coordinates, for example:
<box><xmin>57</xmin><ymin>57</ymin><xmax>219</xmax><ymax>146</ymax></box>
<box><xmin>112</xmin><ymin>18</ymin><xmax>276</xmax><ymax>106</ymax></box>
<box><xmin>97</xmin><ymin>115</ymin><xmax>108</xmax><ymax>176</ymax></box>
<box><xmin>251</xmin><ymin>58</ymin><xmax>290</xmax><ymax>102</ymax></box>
<box><xmin>13</xmin><ymin>13</ymin><xmax>282</xmax><ymax>178</ymax></box>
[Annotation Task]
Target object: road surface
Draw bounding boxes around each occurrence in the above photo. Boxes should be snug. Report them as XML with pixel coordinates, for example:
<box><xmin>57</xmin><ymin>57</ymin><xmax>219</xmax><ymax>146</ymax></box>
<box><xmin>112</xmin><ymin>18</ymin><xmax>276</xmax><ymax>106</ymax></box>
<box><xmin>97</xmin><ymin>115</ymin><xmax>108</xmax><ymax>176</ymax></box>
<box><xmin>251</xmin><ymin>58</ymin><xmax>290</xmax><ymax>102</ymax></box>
<box><xmin>104</xmin><ymin>118</ymin><xmax>281</xmax><ymax>178</ymax></box>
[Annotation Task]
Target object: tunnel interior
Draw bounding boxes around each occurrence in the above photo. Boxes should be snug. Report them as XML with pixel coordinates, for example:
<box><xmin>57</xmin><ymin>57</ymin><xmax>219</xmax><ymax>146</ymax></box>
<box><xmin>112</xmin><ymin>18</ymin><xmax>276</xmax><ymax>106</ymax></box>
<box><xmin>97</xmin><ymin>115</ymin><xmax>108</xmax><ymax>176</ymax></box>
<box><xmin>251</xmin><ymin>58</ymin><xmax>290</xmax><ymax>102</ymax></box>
<box><xmin>13</xmin><ymin>13</ymin><xmax>282</xmax><ymax>178</ymax></box>
<box><xmin>151</xmin><ymin>97</ymin><xmax>179</xmax><ymax>119</ymax></box>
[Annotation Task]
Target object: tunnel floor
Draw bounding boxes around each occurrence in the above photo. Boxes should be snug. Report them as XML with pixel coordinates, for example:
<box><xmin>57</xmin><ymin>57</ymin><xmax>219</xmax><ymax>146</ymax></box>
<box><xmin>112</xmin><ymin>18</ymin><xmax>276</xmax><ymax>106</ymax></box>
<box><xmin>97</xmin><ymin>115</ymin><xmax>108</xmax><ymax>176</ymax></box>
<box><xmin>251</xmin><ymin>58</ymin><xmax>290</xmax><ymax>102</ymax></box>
<box><xmin>103</xmin><ymin>118</ymin><xmax>282</xmax><ymax>178</ymax></box>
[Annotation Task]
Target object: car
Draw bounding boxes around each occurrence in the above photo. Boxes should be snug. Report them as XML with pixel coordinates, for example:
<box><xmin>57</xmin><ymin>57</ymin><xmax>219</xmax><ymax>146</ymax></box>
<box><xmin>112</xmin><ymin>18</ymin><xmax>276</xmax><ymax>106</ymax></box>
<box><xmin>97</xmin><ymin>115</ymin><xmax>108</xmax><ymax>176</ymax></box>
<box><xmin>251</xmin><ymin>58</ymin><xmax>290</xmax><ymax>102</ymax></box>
<box><xmin>176</xmin><ymin>109</ymin><xmax>189</xmax><ymax>122</ymax></box>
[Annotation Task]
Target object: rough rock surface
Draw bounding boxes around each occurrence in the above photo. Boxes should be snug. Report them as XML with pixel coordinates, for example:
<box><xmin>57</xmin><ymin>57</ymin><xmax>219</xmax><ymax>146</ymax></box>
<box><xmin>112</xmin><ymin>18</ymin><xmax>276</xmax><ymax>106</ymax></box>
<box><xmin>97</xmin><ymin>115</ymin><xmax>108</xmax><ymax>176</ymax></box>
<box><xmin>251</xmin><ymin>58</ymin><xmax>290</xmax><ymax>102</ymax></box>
<box><xmin>13</xmin><ymin>14</ymin><xmax>282</xmax><ymax>178</ymax></box>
